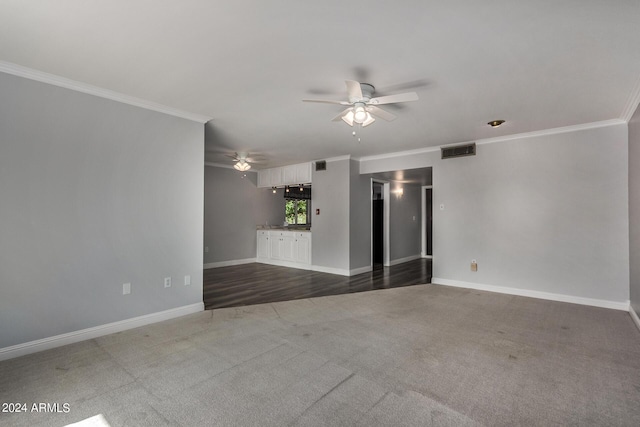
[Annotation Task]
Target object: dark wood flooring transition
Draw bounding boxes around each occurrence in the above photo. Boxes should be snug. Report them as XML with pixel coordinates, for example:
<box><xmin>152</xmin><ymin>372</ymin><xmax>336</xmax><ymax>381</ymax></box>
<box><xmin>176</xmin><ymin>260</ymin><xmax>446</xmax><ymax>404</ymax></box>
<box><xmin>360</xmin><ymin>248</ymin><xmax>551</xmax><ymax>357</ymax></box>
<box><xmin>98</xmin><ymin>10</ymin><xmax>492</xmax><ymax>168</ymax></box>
<box><xmin>203</xmin><ymin>258</ymin><xmax>432</xmax><ymax>310</ymax></box>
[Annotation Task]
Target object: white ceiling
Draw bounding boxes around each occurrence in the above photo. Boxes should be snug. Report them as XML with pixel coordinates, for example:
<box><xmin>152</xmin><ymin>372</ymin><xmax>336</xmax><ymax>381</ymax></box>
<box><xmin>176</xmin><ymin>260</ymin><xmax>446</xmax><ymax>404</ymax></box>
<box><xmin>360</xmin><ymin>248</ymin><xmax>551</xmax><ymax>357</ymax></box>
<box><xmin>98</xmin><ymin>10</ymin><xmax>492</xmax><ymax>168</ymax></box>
<box><xmin>2</xmin><ymin>1</ymin><xmax>639</xmax><ymax>168</ymax></box>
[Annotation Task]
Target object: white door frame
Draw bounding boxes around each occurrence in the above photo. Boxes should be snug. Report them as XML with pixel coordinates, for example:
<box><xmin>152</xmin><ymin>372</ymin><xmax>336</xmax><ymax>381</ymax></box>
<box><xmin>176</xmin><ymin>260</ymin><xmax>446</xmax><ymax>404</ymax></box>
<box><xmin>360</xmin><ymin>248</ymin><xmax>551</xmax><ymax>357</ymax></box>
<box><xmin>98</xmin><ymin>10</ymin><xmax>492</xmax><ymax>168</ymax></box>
<box><xmin>421</xmin><ymin>185</ymin><xmax>433</xmax><ymax>258</ymax></box>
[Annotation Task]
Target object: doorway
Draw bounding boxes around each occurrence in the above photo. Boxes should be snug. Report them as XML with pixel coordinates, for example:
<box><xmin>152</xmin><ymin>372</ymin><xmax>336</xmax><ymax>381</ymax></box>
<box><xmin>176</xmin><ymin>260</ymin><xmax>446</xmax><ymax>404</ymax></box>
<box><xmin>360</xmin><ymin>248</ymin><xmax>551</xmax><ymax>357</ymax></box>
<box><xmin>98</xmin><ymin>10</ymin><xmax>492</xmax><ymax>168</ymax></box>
<box><xmin>372</xmin><ymin>181</ymin><xmax>384</xmax><ymax>269</ymax></box>
<box><xmin>371</xmin><ymin>180</ymin><xmax>390</xmax><ymax>269</ymax></box>
<box><xmin>421</xmin><ymin>185</ymin><xmax>433</xmax><ymax>257</ymax></box>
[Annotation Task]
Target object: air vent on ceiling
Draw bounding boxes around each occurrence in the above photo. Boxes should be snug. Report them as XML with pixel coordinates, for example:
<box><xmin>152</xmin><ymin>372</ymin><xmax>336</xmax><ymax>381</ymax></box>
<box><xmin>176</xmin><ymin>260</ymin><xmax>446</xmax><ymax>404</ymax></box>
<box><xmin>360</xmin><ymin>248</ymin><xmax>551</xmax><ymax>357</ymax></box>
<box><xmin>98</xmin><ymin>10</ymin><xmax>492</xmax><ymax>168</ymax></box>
<box><xmin>315</xmin><ymin>160</ymin><xmax>327</xmax><ymax>171</ymax></box>
<box><xmin>441</xmin><ymin>143</ymin><xmax>476</xmax><ymax>159</ymax></box>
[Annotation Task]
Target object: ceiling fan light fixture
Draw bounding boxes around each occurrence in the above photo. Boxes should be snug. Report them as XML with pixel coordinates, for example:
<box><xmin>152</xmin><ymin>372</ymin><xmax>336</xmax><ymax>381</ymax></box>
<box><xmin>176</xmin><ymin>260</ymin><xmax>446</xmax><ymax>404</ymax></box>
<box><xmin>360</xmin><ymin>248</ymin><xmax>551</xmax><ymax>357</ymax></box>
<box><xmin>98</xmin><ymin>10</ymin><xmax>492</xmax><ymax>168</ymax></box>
<box><xmin>234</xmin><ymin>160</ymin><xmax>251</xmax><ymax>171</ymax></box>
<box><xmin>487</xmin><ymin>119</ymin><xmax>505</xmax><ymax>128</ymax></box>
<box><xmin>353</xmin><ymin>104</ymin><xmax>367</xmax><ymax>123</ymax></box>
<box><xmin>362</xmin><ymin>113</ymin><xmax>375</xmax><ymax>127</ymax></box>
<box><xmin>342</xmin><ymin>110</ymin><xmax>355</xmax><ymax>126</ymax></box>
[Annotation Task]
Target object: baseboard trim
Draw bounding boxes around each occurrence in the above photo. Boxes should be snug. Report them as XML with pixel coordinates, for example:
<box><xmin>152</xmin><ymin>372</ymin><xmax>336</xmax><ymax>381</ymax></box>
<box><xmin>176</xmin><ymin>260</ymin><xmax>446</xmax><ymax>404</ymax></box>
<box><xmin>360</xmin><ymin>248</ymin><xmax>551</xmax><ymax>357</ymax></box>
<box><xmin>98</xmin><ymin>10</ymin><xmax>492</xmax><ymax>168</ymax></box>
<box><xmin>630</xmin><ymin>305</ymin><xmax>640</xmax><ymax>332</ymax></box>
<box><xmin>389</xmin><ymin>254</ymin><xmax>422</xmax><ymax>266</ymax></box>
<box><xmin>311</xmin><ymin>265</ymin><xmax>351</xmax><ymax>276</ymax></box>
<box><xmin>0</xmin><ymin>302</ymin><xmax>204</xmax><ymax>362</ymax></box>
<box><xmin>204</xmin><ymin>258</ymin><xmax>256</xmax><ymax>269</ymax></box>
<box><xmin>257</xmin><ymin>259</ymin><xmax>313</xmax><ymax>271</ymax></box>
<box><xmin>431</xmin><ymin>278</ymin><xmax>630</xmax><ymax>311</ymax></box>
<box><xmin>350</xmin><ymin>266</ymin><xmax>373</xmax><ymax>276</ymax></box>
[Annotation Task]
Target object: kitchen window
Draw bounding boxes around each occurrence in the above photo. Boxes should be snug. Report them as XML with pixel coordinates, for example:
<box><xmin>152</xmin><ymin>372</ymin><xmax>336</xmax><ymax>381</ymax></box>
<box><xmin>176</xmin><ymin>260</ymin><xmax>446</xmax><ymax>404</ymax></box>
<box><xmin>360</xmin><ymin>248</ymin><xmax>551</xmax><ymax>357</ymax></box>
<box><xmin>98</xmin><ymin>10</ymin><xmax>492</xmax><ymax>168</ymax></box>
<box><xmin>285</xmin><ymin>199</ymin><xmax>309</xmax><ymax>225</ymax></box>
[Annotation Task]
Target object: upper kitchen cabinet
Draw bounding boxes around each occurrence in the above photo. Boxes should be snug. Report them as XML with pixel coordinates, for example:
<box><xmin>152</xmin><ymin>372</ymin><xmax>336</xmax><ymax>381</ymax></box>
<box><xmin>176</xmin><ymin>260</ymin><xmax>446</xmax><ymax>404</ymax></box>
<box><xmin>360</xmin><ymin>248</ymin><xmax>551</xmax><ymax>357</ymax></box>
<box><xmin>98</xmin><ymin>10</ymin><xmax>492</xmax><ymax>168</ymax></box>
<box><xmin>257</xmin><ymin>162</ymin><xmax>312</xmax><ymax>188</ymax></box>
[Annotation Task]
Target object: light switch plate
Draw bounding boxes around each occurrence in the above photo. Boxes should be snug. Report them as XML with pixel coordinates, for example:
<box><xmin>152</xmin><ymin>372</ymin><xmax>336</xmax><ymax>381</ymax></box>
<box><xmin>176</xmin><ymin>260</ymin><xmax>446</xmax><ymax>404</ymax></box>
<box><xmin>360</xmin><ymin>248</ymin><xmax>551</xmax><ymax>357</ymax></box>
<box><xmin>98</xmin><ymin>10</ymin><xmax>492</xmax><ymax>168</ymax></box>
<box><xmin>184</xmin><ymin>275</ymin><xmax>191</xmax><ymax>286</ymax></box>
<box><xmin>123</xmin><ymin>283</ymin><xmax>131</xmax><ymax>295</ymax></box>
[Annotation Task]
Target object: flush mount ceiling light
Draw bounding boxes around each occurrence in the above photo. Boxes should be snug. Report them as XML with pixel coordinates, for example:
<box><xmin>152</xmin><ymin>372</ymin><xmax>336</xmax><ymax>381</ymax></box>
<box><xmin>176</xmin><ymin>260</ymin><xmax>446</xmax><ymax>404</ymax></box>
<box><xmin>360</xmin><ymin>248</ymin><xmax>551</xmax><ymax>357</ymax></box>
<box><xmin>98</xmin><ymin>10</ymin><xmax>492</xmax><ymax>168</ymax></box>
<box><xmin>487</xmin><ymin>119</ymin><xmax>505</xmax><ymax>128</ymax></box>
<box><xmin>233</xmin><ymin>160</ymin><xmax>251</xmax><ymax>171</ymax></box>
<box><xmin>304</xmin><ymin>80</ymin><xmax>418</xmax><ymax>129</ymax></box>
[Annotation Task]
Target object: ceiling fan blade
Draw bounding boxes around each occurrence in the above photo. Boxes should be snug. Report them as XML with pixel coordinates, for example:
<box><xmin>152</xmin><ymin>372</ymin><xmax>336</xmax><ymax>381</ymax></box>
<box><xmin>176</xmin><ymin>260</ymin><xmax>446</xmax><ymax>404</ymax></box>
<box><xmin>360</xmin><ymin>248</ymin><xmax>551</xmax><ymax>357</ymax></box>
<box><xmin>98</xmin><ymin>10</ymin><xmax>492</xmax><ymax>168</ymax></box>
<box><xmin>345</xmin><ymin>80</ymin><xmax>363</xmax><ymax>102</ymax></box>
<box><xmin>368</xmin><ymin>92</ymin><xmax>418</xmax><ymax>105</ymax></box>
<box><xmin>331</xmin><ymin>108</ymin><xmax>352</xmax><ymax>122</ymax></box>
<box><xmin>368</xmin><ymin>106</ymin><xmax>397</xmax><ymax>121</ymax></box>
<box><xmin>302</xmin><ymin>99</ymin><xmax>350</xmax><ymax>105</ymax></box>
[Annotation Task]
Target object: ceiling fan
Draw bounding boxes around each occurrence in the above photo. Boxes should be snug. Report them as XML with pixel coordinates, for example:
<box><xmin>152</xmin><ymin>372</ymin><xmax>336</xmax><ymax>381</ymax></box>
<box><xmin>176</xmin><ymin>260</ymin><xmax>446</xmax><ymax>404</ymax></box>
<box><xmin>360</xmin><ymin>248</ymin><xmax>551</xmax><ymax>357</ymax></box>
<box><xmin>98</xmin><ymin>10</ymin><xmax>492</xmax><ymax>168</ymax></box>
<box><xmin>226</xmin><ymin>152</ymin><xmax>264</xmax><ymax>171</ymax></box>
<box><xmin>303</xmin><ymin>80</ymin><xmax>419</xmax><ymax>127</ymax></box>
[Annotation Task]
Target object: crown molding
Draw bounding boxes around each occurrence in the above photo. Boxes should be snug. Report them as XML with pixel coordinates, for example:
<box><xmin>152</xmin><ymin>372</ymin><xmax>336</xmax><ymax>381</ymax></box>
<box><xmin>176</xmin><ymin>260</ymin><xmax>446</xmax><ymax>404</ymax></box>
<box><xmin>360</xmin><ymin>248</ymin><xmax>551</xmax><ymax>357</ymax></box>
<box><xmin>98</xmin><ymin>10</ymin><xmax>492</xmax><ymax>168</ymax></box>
<box><xmin>0</xmin><ymin>61</ymin><xmax>211</xmax><ymax>124</ymax></box>
<box><xmin>474</xmin><ymin>119</ymin><xmax>626</xmax><ymax>146</ymax></box>
<box><xmin>621</xmin><ymin>73</ymin><xmax>640</xmax><ymax>122</ymax></box>
<box><xmin>358</xmin><ymin>146</ymin><xmax>440</xmax><ymax>162</ymax></box>
<box><xmin>358</xmin><ymin>119</ymin><xmax>626</xmax><ymax>164</ymax></box>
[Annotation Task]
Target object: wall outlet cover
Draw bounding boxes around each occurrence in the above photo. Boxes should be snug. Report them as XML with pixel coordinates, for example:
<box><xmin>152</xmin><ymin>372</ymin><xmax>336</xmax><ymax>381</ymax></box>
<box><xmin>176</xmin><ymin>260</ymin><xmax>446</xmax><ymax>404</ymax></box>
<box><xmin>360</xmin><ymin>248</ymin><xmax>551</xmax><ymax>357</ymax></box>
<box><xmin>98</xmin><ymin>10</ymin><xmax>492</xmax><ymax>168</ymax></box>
<box><xmin>123</xmin><ymin>283</ymin><xmax>131</xmax><ymax>295</ymax></box>
<box><xmin>164</xmin><ymin>277</ymin><xmax>172</xmax><ymax>288</ymax></box>
<box><xmin>184</xmin><ymin>275</ymin><xmax>191</xmax><ymax>286</ymax></box>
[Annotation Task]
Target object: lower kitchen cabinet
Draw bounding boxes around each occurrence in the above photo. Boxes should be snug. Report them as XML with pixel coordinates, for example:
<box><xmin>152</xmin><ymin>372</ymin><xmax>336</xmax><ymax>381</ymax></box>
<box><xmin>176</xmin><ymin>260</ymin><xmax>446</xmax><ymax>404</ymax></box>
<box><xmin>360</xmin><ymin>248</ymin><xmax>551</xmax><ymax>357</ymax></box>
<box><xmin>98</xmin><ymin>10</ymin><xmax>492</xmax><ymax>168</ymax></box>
<box><xmin>257</xmin><ymin>230</ymin><xmax>311</xmax><ymax>269</ymax></box>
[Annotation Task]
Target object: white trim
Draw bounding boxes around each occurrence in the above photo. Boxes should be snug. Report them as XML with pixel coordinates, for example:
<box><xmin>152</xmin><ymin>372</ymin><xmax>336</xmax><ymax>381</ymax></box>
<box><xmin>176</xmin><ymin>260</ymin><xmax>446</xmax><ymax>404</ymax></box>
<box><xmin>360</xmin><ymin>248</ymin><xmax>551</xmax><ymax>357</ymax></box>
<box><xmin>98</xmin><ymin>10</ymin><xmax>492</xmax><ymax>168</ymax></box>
<box><xmin>0</xmin><ymin>61</ymin><xmax>211</xmax><ymax>124</ymax></box>
<box><xmin>0</xmin><ymin>303</ymin><xmax>204</xmax><ymax>362</ymax></box>
<box><xmin>358</xmin><ymin>119</ymin><xmax>625</xmax><ymax>164</ymax></box>
<box><xmin>474</xmin><ymin>119</ymin><xmax>626</xmax><ymax>146</ymax></box>
<box><xmin>257</xmin><ymin>259</ymin><xmax>312</xmax><ymax>271</ymax></box>
<box><xmin>431</xmin><ymin>278</ymin><xmax>630</xmax><ymax>311</ymax></box>
<box><xmin>388</xmin><ymin>254</ymin><xmax>422</xmax><ymax>266</ymax></box>
<box><xmin>204</xmin><ymin>258</ymin><xmax>256</xmax><ymax>269</ymax></box>
<box><xmin>630</xmin><ymin>306</ymin><xmax>640</xmax><ymax>332</ymax></box>
<box><xmin>350</xmin><ymin>266</ymin><xmax>373</xmax><ymax>276</ymax></box>
<box><xmin>621</xmin><ymin>74</ymin><xmax>640</xmax><ymax>122</ymax></box>
<box><xmin>316</xmin><ymin>155</ymin><xmax>351</xmax><ymax>163</ymax></box>
<box><xmin>421</xmin><ymin>254</ymin><xmax>433</xmax><ymax>259</ymax></box>
<box><xmin>311</xmin><ymin>265</ymin><xmax>351</xmax><ymax>276</ymax></box>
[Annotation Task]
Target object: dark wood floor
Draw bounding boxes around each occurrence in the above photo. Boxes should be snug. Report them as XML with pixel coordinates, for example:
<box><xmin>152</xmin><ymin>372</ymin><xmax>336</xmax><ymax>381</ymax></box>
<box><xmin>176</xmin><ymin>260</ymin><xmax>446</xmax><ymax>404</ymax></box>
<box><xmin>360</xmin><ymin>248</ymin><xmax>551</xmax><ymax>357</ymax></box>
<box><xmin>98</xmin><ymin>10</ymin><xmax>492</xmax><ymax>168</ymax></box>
<box><xmin>203</xmin><ymin>258</ymin><xmax>432</xmax><ymax>310</ymax></box>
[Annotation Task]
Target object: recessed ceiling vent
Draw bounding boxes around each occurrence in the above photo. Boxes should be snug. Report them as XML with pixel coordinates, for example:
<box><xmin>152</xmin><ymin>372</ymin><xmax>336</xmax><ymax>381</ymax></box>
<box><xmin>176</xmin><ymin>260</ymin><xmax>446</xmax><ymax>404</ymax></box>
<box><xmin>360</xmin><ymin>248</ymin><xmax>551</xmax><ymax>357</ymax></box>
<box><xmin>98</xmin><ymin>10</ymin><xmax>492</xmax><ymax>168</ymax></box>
<box><xmin>315</xmin><ymin>160</ymin><xmax>327</xmax><ymax>171</ymax></box>
<box><xmin>441</xmin><ymin>143</ymin><xmax>476</xmax><ymax>159</ymax></box>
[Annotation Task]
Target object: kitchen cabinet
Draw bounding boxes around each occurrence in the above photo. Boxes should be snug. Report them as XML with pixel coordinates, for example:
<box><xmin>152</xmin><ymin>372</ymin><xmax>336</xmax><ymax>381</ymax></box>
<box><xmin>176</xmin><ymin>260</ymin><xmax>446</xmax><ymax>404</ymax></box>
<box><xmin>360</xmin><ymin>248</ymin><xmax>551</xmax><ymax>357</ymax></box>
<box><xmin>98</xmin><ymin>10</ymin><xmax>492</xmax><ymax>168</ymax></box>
<box><xmin>295</xmin><ymin>232</ymin><xmax>311</xmax><ymax>264</ymax></box>
<box><xmin>257</xmin><ymin>230</ymin><xmax>269</xmax><ymax>259</ymax></box>
<box><xmin>257</xmin><ymin>230</ymin><xmax>311</xmax><ymax>269</ymax></box>
<box><xmin>295</xmin><ymin>163</ymin><xmax>312</xmax><ymax>184</ymax></box>
<box><xmin>257</xmin><ymin>162</ymin><xmax>312</xmax><ymax>188</ymax></box>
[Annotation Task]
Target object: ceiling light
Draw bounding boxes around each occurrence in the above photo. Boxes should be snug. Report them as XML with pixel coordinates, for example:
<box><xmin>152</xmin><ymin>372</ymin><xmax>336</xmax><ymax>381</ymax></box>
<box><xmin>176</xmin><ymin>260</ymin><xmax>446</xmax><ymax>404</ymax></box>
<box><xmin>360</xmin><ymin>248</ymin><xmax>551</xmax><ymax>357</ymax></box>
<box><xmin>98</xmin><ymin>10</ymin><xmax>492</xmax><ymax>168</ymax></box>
<box><xmin>362</xmin><ymin>113</ymin><xmax>375</xmax><ymax>127</ymax></box>
<box><xmin>353</xmin><ymin>104</ymin><xmax>367</xmax><ymax>123</ymax></box>
<box><xmin>487</xmin><ymin>120</ymin><xmax>505</xmax><ymax>128</ymax></box>
<box><xmin>342</xmin><ymin>110</ymin><xmax>355</xmax><ymax>126</ymax></box>
<box><xmin>234</xmin><ymin>160</ymin><xmax>251</xmax><ymax>171</ymax></box>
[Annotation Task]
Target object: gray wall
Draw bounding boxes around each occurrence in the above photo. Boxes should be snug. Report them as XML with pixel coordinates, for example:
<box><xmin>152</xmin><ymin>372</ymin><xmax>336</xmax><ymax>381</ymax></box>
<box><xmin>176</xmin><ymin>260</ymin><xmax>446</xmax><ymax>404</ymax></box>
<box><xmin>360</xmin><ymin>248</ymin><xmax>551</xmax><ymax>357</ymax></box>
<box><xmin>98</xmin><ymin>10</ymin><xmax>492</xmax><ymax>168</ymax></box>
<box><xmin>311</xmin><ymin>159</ymin><xmax>350</xmax><ymax>271</ymax></box>
<box><xmin>0</xmin><ymin>72</ymin><xmax>204</xmax><ymax>348</ymax></box>
<box><xmin>630</xmin><ymin>105</ymin><xmax>640</xmax><ymax>314</ymax></box>
<box><xmin>203</xmin><ymin>166</ymin><xmax>284</xmax><ymax>264</ymax></box>
<box><xmin>388</xmin><ymin>183</ymin><xmax>422</xmax><ymax>262</ymax></box>
<box><xmin>361</xmin><ymin>123</ymin><xmax>630</xmax><ymax>303</ymax></box>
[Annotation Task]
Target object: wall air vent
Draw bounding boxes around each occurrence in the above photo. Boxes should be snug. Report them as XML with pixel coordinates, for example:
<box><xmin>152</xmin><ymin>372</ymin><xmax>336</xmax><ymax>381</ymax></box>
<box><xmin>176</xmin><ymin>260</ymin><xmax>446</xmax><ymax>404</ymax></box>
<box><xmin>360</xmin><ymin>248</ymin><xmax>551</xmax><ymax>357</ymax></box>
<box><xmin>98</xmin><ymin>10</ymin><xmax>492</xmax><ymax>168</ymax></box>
<box><xmin>315</xmin><ymin>160</ymin><xmax>327</xmax><ymax>171</ymax></box>
<box><xmin>441</xmin><ymin>143</ymin><xmax>476</xmax><ymax>159</ymax></box>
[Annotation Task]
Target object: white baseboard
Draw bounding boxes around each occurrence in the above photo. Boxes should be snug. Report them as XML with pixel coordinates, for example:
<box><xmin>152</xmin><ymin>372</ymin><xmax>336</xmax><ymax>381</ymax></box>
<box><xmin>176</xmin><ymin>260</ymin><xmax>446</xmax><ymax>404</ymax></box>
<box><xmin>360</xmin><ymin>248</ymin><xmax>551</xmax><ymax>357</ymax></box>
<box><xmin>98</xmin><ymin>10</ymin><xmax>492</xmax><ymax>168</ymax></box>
<box><xmin>204</xmin><ymin>258</ymin><xmax>256</xmax><ymax>269</ymax></box>
<box><xmin>431</xmin><ymin>278</ymin><xmax>630</xmax><ymax>311</ymax></box>
<box><xmin>0</xmin><ymin>302</ymin><xmax>204</xmax><ymax>362</ymax></box>
<box><xmin>389</xmin><ymin>254</ymin><xmax>422</xmax><ymax>266</ymax></box>
<box><xmin>630</xmin><ymin>305</ymin><xmax>640</xmax><ymax>332</ymax></box>
<box><xmin>350</xmin><ymin>266</ymin><xmax>373</xmax><ymax>276</ymax></box>
<box><xmin>311</xmin><ymin>265</ymin><xmax>351</xmax><ymax>276</ymax></box>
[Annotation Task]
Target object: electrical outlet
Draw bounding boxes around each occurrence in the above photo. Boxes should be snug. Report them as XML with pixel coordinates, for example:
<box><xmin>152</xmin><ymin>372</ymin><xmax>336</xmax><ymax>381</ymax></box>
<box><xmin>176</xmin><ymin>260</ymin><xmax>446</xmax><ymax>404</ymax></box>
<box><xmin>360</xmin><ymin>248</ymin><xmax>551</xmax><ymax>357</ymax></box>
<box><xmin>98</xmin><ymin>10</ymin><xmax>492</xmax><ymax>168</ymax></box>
<box><xmin>204</xmin><ymin>246</ymin><xmax>209</xmax><ymax>253</ymax></box>
<box><xmin>123</xmin><ymin>283</ymin><xmax>131</xmax><ymax>295</ymax></box>
<box><xmin>184</xmin><ymin>275</ymin><xmax>191</xmax><ymax>286</ymax></box>
<box><xmin>164</xmin><ymin>277</ymin><xmax>172</xmax><ymax>288</ymax></box>
<box><xmin>471</xmin><ymin>260</ymin><xmax>478</xmax><ymax>272</ymax></box>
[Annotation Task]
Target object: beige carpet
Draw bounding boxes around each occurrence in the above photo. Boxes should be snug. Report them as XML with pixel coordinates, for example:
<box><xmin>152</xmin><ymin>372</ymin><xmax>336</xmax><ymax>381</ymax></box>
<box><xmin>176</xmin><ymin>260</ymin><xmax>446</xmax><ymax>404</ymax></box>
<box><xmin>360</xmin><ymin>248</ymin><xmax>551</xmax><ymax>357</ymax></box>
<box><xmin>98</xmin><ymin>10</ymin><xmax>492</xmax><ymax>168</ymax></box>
<box><xmin>1</xmin><ymin>284</ymin><xmax>639</xmax><ymax>426</ymax></box>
